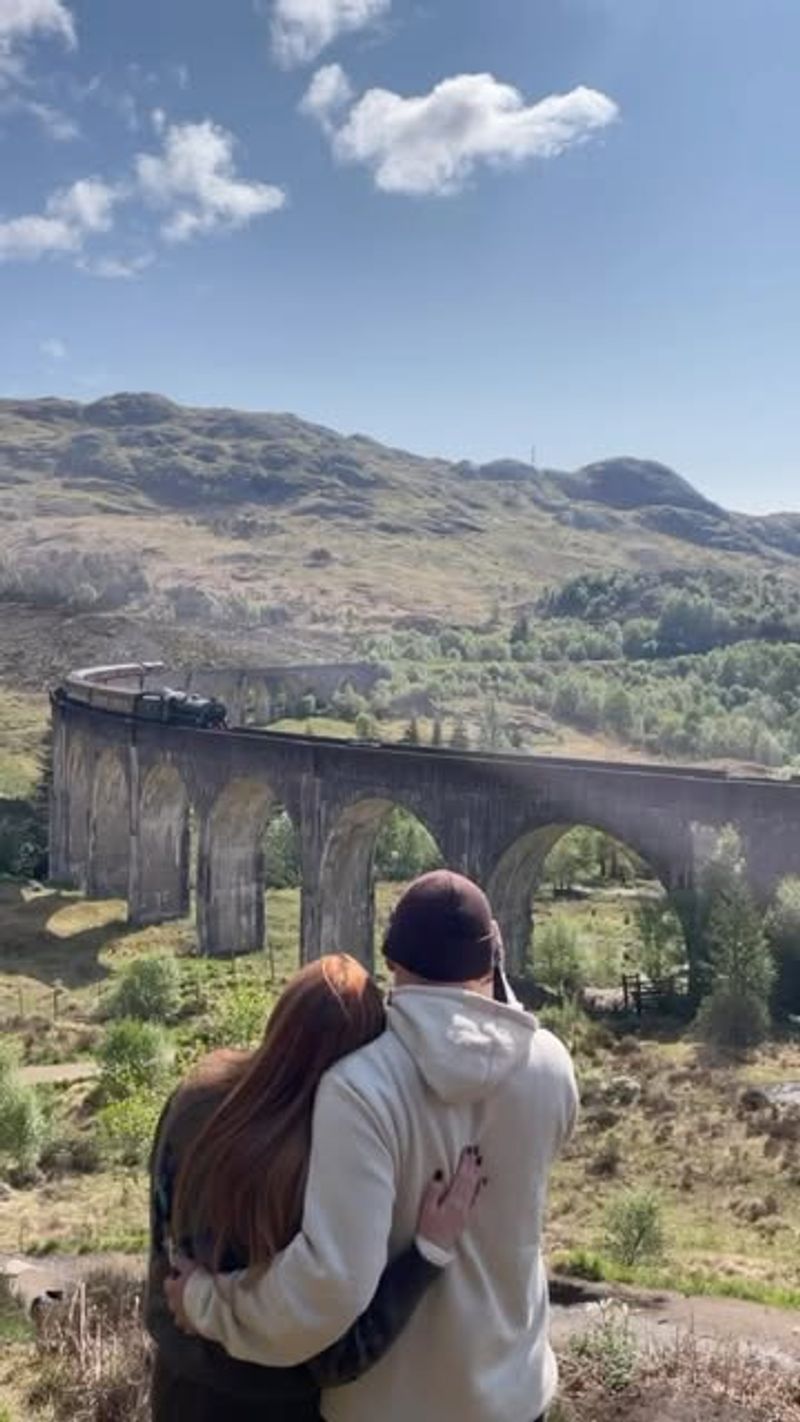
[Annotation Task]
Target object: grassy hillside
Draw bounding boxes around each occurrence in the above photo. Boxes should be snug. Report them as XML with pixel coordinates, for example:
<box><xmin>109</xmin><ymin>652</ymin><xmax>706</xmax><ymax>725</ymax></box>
<box><xmin>1</xmin><ymin>393</ymin><xmax>799</xmax><ymax>678</ymax></box>
<box><xmin>1</xmin><ymin>392</ymin><xmax>799</xmax><ymax>773</ymax></box>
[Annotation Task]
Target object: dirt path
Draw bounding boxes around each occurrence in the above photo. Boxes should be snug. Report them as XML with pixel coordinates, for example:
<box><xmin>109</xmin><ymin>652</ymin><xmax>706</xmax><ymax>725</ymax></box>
<box><xmin>3</xmin><ymin>1253</ymin><xmax>798</xmax><ymax>1372</ymax></box>
<box><xmin>18</xmin><ymin>1061</ymin><xmax>98</xmax><ymax>1087</ymax></box>
<box><xmin>549</xmin><ymin>1278</ymin><xmax>800</xmax><ymax>1373</ymax></box>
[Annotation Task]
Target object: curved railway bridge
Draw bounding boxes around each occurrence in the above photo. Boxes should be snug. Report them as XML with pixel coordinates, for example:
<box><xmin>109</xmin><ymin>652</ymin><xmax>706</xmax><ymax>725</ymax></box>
<box><xmin>50</xmin><ymin>666</ymin><xmax>800</xmax><ymax>974</ymax></box>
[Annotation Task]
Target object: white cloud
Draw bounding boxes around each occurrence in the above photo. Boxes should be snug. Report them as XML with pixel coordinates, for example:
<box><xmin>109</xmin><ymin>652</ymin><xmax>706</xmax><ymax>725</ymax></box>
<box><xmin>271</xmin><ymin>0</ymin><xmax>389</xmax><ymax>67</ymax></box>
<box><xmin>78</xmin><ymin>252</ymin><xmax>154</xmax><ymax>280</ymax></box>
<box><xmin>300</xmin><ymin>62</ymin><xmax>353</xmax><ymax>131</ymax></box>
<box><xmin>305</xmin><ymin>70</ymin><xmax>619</xmax><ymax>196</ymax></box>
<box><xmin>0</xmin><ymin>0</ymin><xmax>76</xmax><ymax>47</ymax></box>
<box><xmin>41</xmin><ymin>335</ymin><xmax>66</xmax><ymax>358</ymax></box>
<box><xmin>135</xmin><ymin>118</ymin><xmax>286</xmax><ymax>242</ymax></box>
<box><xmin>23</xmin><ymin>97</ymin><xmax>78</xmax><ymax>138</ymax></box>
<box><xmin>52</xmin><ymin>175</ymin><xmax>117</xmax><ymax>231</ymax></box>
<box><xmin>0</xmin><ymin>91</ymin><xmax>79</xmax><ymax>138</ymax></box>
<box><xmin>0</xmin><ymin>211</ymin><xmax>76</xmax><ymax>259</ymax></box>
<box><xmin>0</xmin><ymin>175</ymin><xmax>118</xmax><ymax>261</ymax></box>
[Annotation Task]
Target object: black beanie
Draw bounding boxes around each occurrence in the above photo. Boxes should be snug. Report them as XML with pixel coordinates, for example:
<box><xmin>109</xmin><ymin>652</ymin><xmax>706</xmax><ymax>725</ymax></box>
<box><xmin>383</xmin><ymin>870</ymin><xmax>500</xmax><ymax>984</ymax></box>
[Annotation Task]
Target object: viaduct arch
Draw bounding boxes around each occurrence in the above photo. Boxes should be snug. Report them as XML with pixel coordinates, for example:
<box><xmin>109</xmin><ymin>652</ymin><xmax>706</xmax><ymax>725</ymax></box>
<box><xmin>50</xmin><ymin>683</ymin><xmax>800</xmax><ymax>975</ymax></box>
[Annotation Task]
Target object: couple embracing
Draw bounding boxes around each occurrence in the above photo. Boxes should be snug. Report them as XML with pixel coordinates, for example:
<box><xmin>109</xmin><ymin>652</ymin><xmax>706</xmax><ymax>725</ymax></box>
<box><xmin>145</xmin><ymin>870</ymin><xmax>578</xmax><ymax>1422</ymax></box>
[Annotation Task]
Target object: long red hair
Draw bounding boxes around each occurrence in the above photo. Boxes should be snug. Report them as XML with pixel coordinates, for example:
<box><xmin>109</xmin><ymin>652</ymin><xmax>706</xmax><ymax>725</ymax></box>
<box><xmin>171</xmin><ymin>954</ymin><xmax>385</xmax><ymax>1269</ymax></box>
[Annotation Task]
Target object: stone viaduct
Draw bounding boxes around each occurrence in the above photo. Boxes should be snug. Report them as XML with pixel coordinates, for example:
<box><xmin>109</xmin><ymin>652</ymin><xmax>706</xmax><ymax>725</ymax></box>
<box><xmin>182</xmin><ymin>662</ymin><xmax>387</xmax><ymax>728</ymax></box>
<box><xmin>49</xmin><ymin>675</ymin><xmax>800</xmax><ymax>981</ymax></box>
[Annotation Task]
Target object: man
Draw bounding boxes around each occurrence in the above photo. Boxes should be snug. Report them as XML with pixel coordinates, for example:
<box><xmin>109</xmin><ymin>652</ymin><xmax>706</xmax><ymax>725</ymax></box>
<box><xmin>171</xmin><ymin>870</ymin><xmax>579</xmax><ymax>1422</ymax></box>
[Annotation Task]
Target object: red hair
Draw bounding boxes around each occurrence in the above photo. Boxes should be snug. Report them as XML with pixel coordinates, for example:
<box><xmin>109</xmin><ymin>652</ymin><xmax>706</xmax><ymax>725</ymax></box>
<box><xmin>171</xmin><ymin>954</ymin><xmax>385</xmax><ymax>1269</ymax></box>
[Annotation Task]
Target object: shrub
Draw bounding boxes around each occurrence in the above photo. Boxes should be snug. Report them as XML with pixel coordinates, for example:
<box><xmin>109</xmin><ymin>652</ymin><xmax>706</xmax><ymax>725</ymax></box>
<box><xmin>208</xmin><ymin>985</ymin><xmax>270</xmax><ymax>1049</ymax></box>
<box><xmin>28</xmin><ymin>1270</ymin><xmax>150</xmax><ymax>1422</ymax></box>
<box><xmin>696</xmin><ymin>988</ymin><xmax>770</xmax><ymax>1053</ymax></box>
<box><xmin>568</xmin><ymin>1299</ymin><xmax>637</xmax><ymax>1393</ymax></box>
<box><xmin>539</xmin><ymin>997</ymin><xmax>590</xmax><ymax>1054</ymax></box>
<box><xmin>766</xmin><ymin>876</ymin><xmax>800</xmax><ymax>1014</ymax></box>
<box><xmin>697</xmin><ymin>878</ymin><xmax>774</xmax><ymax>1049</ymax></box>
<box><xmin>589</xmin><ymin>1133</ymin><xmax>622</xmax><ymax>1178</ymax></box>
<box><xmin>536</xmin><ymin>920</ymin><xmax>585</xmax><ymax>994</ymax></box>
<box><xmin>0</xmin><ymin>1051</ymin><xmax>47</xmax><ymax>1172</ymax></box>
<box><xmin>604</xmin><ymin>1189</ymin><xmax>666</xmax><ymax>1267</ymax></box>
<box><xmin>263</xmin><ymin>809</ymin><xmax>300</xmax><ymax>889</ymax></box>
<box><xmin>41</xmin><ymin>1133</ymin><xmax>104</xmax><ymax>1177</ymax></box>
<box><xmin>634</xmin><ymin>899</ymin><xmax>685</xmax><ymax>982</ymax></box>
<box><xmin>96</xmin><ymin>1091</ymin><xmax>164</xmax><ymax>1167</ymax></box>
<box><xmin>95</xmin><ymin>1020</ymin><xmax>173</xmax><ymax>1104</ymax></box>
<box><xmin>108</xmin><ymin>957</ymin><xmax>181</xmax><ymax>1024</ymax></box>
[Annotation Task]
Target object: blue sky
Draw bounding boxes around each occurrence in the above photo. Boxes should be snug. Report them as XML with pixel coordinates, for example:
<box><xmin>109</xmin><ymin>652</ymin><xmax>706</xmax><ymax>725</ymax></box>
<box><xmin>0</xmin><ymin>0</ymin><xmax>797</xmax><ymax>514</ymax></box>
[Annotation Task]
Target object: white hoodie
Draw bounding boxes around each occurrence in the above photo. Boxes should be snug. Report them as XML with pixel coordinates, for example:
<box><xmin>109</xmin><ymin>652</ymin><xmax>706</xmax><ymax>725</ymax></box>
<box><xmin>184</xmin><ymin>986</ymin><xmax>579</xmax><ymax>1422</ymax></box>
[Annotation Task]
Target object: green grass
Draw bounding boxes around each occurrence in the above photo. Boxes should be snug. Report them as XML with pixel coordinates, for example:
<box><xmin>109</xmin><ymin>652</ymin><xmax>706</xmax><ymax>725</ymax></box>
<box><xmin>0</xmin><ymin>1286</ymin><xmax>33</xmax><ymax>1346</ymax></box>
<box><xmin>553</xmin><ymin>1248</ymin><xmax>800</xmax><ymax>1311</ymax></box>
<box><xmin>0</xmin><ymin>687</ymin><xmax>47</xmax><ymax>799</ymax></box>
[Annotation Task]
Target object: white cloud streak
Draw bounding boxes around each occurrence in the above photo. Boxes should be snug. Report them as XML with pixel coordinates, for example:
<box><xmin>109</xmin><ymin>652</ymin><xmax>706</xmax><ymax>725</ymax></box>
<box><xmin>0</xmin><ymin>0</ymin><xmax>76</xmax><ymax>47</ymax></box>
<box><xmin>78</xmin><ymin>252</ymin><xmax>155</xmax><ymax>279</ymax></box>
<box><xmin>303</xmin><ymin>69</ymin><xmax>619</xmax><ymax>196</ymax></box>
<box><xmin>271</xmin><ymin>0</ymin><xmax>389</xmax><ymax>67</ymax></box>
<box><xmin>135</xmin><ymin>118</ymin><xmax>286</xmax><ymax>242</ymax></box>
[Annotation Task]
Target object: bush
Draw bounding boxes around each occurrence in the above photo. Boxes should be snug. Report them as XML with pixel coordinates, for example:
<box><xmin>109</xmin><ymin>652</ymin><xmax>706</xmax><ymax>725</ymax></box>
<box><xmin>95</xmin><ymin>1020</ymin><xmax>174</xmax><ymax>1104</ymax></box>
<box><xmin>40</xmin><ymin>1133</ymin><xmax>104</xmax><ymax>1177</ymax></box>
<box><xmin>208</xmin><ymin>985</ymin><xmax>270</xmax><ymax>1049</ymax></box>
<box><xmin>634</xmin><ymin>899</ymin><xmax>685</xmax><ymax>982</ymax></box>
<box><xmin>766</xmin><ymin>876</ymin><xmax>800</xmax><ymax>1014</ymax></box>
<box><xmin>604</xmin><ymin>1190</ymin><xmax>666</xmax><ymax>1268</ymax></box>
<box><xmin>0</xmin><ymin>1080</ymin><xmax>47</xmax><ymax>1173</ymax></box>
<box><xmin>589</xmin><ymin>1133</ymin><xmax>622</xmax><ymax>1178</ymax></box>
<box><xmin>0</xmin><ymin>1047</ymin><xmax>47</xmax><ymax>1172</ymax></box>
<box><xmin>538</xmin><ymin>997</ymin><xmax>590</xmax><ymax>1054</ymax></box>
<box><xmin>536</xmin><ymin>920</ymin><xmax>585</xmax><ymax>994</ymax></box>
<box><xmin>263</xmin><ymin>810</ymin><xmax>300</xmax><ymax>889</ymax></box>
<box><xmin>568</xmin><ymin>1299</ymin><xmax>637</xmax><ymax>1393</ymax></box>
<box><xmin>696</xmin><ymin>988</ymin><xmax>770</xmax><ymax>1053</ymax></box>
<box><xmin>96</xmin><ymin>1091</ymin><xmax>165</xmax><ymax>1167</ymax></box>
<box><xmin>108</xmin><ymin>957</ymin><xmax>181</xmax><ymax>1024</ymax></box>
<box><xmin>28</xmin><ymin>1269</ymin><xmax>150</xmax><ymax>1422</ymax></box>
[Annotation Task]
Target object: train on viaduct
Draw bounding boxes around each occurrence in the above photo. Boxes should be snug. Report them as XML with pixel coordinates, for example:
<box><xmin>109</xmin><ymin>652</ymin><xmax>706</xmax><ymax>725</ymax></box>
<box><xmin>49</xmin><ymin>664</ymin><xmax>800</xmax><ymax>979</ymax></box>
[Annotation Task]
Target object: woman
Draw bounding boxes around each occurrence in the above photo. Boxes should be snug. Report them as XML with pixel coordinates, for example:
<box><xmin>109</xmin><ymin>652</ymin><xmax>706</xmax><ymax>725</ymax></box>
<box><xmin>146</xmin><ymin>953</ymin><xmax>483</xmax><ymax>1421</ymax></box>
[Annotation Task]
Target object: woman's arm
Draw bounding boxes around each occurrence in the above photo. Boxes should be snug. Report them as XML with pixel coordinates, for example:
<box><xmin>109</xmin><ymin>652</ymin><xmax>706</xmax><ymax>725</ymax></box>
<box><xmin>308</xmin><ymin>1147</ymin><xmax>484</xmax><ymax>1388</ymax></box>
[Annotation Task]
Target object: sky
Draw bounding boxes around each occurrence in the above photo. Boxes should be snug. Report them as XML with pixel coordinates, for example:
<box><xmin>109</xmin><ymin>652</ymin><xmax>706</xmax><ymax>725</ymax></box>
<box><xmin>0</xmin><ymin>0</ymin><xmax>798</xmax><ymax>515</ymax></box>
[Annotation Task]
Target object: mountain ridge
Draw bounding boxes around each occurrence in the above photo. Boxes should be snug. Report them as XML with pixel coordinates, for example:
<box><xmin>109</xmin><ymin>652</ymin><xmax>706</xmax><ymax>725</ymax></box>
<box><xmin>1</xmin><ymin>392</ymin><xmax>799</xmax><ymax>679</ymax></box>
<box><xmin>1</xmin><ymin>391</ymin><xmax>795</xmax><ymax>530</ymax></box>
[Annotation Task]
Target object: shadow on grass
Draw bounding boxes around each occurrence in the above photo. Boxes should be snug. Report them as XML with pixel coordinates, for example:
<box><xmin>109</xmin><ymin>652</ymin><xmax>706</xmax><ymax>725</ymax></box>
<box><xmin>0</xmin><ymin>881</ymin><xmax>138</xmax><ymax>992</ymax></box>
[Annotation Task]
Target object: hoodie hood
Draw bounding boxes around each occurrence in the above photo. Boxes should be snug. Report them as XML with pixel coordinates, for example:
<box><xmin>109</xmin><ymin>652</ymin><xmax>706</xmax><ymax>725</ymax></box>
<box><xmin>386</xmin><ymin>986</ymin><xmax>537</xmax><ymax>1105</ymax></box>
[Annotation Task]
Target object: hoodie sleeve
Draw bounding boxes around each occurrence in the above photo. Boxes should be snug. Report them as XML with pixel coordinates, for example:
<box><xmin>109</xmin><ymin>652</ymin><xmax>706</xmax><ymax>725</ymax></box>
<box><xmin>182</xmin><ymin>1072</ymin><xmax>397</xmax><ymax>1367</ymax></box>
<box><xmin>307</xmin><ymin>1245</ymin><xmax>441</xmax><ymax>1388</ymax></box>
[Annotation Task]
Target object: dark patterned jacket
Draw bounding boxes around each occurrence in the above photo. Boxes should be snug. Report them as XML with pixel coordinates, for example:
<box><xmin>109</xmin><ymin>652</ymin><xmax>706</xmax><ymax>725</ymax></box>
<box><xmin>145</xmin><ymin>1081</ymin><xmax>441</xmax><ymax>1406</ymax></box>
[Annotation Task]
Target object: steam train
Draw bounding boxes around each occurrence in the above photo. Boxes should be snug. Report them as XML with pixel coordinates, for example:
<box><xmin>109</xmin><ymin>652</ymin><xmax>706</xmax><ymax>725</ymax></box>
<box><xmin>54</xmin><ymin>664</ymin><xmax>228</xmax><ymax>729</ymax></box>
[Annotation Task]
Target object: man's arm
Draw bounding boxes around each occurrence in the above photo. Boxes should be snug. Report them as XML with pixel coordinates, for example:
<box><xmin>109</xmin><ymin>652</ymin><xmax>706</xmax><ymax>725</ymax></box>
<box><xmin>182</xmin><ymin>1072</ymin><xmax>396</xmax><ymax>1367</ymax></box>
